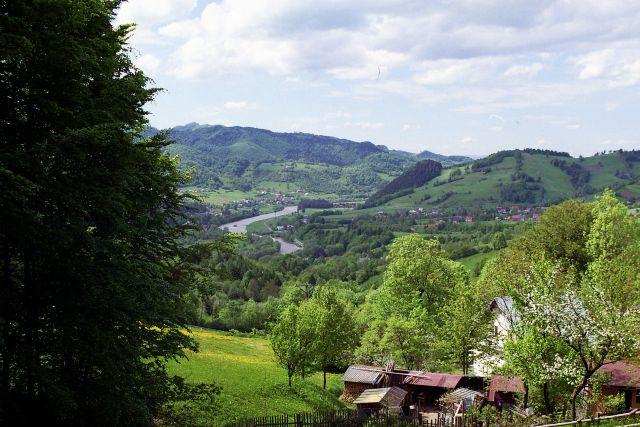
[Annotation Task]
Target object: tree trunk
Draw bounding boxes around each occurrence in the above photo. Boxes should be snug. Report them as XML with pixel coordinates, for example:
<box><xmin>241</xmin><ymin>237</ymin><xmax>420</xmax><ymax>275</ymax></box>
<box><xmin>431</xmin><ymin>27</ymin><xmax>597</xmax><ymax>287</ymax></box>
<box><xmin>288</xmin><ymin>371</ymin><xmax>292</xmax><ymax>388</ymax></box>
<box><xmin>323</xmin><ymin>370</ymin><xmax>327</xmax><ymax>390</ymax></box>
<box><xmin>543</xmin><ymin>382</ymin><xmax>552</xmax><ymax>414</ymax></box>
<box><xmin>1</xmin><ymin>247</ymin><xmax>11</xmax><ymax>398</ymax></box>
<box><xmin>522</xmin><ymin>383</ymin><xmax>529</xmax><ymax>409</ymax></box>
<box><xmin>571</xmin><ymin>379</ymin><xmax>588</xmax><ymax>420</ymax></box>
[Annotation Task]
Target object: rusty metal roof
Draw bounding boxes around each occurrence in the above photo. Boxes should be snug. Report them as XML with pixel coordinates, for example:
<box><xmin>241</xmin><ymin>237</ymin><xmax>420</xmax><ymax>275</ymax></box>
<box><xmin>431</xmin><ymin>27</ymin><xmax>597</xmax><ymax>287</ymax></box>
<box><xmin>342</xmin><ymin>365</ymin><xmax>384</xmax><ymax>385</ymax></box>
<box><xmin>597</xmin><ymin>361</ymin><xmax>640</xmax><ymax>388</ymax></box>
<box><xmin>353</xmin><ymin>386</ymin><xmax>407</xmax><ymax>407</ymax></box>
<box><xmin>403</xmin><ymin>371</ymin><xmax>463</xmax><ymax>388</ymax></box>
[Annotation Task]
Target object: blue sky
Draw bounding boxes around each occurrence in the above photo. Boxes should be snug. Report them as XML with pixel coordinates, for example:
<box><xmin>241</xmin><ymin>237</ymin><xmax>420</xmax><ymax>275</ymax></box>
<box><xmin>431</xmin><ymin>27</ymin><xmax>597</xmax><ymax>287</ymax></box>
<box><xmin>116</xmin><ymin>0</ymin><xmax>639</xmax><ymax>156</ymax></box>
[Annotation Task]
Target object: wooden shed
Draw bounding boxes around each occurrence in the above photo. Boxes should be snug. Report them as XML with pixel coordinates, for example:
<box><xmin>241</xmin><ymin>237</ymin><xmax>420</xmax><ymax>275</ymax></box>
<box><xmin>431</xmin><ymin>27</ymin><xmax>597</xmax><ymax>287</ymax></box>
<box><xmin>487</xmin><ymin>375</ymin><xmax>524</xmax><ymax>411</ymax></box>
<box><xmin>341</xmin><ymin>365</ymin><xmax>385</xmax><ymax>402</ymax></box>
<box><xmin>353</xmin><ymin>386</ymin><xmax>408</xmax><ymax>416</ymax></box>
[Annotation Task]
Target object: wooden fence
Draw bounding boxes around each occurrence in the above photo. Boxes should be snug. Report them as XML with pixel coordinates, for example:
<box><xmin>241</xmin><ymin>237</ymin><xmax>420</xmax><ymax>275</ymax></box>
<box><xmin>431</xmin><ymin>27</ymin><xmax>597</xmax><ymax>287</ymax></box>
<box><xmin>535</xmin><ymin>408</ymin><xmax>639</xmax><ymax>426</ymax></box>
<box><xmin>231</xmin><ymin>408</ymin><xmax>640</xmax><ymax>427</ymax></box>
<box><xmin>230</xmin><ymin>409</ymin><xmax>476</xmax><ymax>427</ymax></box>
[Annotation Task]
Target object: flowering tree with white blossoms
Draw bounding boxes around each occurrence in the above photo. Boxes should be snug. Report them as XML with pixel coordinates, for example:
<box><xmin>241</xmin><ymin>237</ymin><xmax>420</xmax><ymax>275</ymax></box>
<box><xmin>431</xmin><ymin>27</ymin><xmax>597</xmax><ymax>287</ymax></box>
<box><xmin>515</xmin><ymin>191</ymin><xmax>640</xmax><ymax>419</ymax></box>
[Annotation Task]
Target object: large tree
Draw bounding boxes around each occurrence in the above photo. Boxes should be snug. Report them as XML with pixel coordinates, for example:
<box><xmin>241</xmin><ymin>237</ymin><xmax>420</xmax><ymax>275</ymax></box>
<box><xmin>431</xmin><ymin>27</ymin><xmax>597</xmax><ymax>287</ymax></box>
<box><xmin>1</xmin><ymin>1</ymin><xmax>198</xmax><ymax>424</ymax></box>
<box><xmin>357</xmin><ymin>234</ymin><xmax>467</xmax><ymax>370</ymax></box>
<box><xmin>310</xmin><ymin>285</ymin><xmax>358</xmax><ymax>390</ymax></box>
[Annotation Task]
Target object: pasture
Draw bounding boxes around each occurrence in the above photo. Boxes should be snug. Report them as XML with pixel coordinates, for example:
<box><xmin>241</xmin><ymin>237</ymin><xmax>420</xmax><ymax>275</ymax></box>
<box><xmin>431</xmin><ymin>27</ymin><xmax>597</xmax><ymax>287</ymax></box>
<box><xmin>166</xmin><ymin>328</ymin><xmax>347</xmax><ymax>425</ymax></box>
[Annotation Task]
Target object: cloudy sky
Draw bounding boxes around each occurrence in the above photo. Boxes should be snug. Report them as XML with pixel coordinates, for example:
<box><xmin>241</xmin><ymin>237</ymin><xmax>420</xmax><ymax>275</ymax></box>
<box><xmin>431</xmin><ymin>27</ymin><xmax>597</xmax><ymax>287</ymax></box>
<box><xmin>116</xmin><ymin>0</ymin><xmax>639</xmax><ymax>156</ymax></box>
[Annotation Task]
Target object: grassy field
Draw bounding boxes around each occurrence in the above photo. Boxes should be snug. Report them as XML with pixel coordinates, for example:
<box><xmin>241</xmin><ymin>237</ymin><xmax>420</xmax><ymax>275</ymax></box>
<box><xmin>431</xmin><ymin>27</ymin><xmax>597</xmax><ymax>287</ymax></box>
<box><xmin>166</xmin><ymin>328</ymin><xmax>347</xmax><ymax>425</ymax></box>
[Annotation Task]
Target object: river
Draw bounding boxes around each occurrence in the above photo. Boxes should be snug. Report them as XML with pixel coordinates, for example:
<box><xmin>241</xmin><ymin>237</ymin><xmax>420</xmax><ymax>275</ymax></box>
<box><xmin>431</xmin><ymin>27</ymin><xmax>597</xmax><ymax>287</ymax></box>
<box><xmin>218</xmin><ymin>205</ymin><xmax>302</xmax><ymax>254</ymax></box>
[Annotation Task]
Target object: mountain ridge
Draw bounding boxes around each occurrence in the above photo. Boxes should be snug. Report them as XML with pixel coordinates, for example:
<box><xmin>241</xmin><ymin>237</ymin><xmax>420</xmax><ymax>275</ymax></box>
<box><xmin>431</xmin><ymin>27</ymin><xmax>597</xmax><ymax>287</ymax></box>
<box><xmin>152</xmin><ymin>123</ymin><xmax>471</xmax><ymax>200</ymax></box>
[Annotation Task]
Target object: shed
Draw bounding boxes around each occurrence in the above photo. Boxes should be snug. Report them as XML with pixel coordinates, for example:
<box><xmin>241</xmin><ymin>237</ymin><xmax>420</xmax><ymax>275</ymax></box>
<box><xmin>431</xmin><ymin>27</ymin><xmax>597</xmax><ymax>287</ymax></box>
<box><xmin>487</xmin><ymin>375</ymin><xmax>524</xmax><ymax>411</ymax></box>
<box><xmin>402</xmin><ymin>371</ymin><xmax>466</xmax><ymax>410</ymax></box>
<box><xmin>354</xmin><ymin>386</ymin><xmax>408</xmax><ymax>415</ymax></box>
<box><xmin>342</xmin><ymin>365</ymin><xmax>385</xmax><ymax>402</ymax></box>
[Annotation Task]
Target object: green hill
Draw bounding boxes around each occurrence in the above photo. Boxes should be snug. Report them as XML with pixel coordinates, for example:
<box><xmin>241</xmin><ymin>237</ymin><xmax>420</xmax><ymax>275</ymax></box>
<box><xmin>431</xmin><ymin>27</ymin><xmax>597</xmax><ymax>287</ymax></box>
<box><xmin>370</xmin><ymin>149</ymin><xmax>640</xmax><ymax>210</ymax></box>
<box><xmin>153</xmin><ymin>123</ymin><xmax>471</xmax><ymax>201</ymax></box>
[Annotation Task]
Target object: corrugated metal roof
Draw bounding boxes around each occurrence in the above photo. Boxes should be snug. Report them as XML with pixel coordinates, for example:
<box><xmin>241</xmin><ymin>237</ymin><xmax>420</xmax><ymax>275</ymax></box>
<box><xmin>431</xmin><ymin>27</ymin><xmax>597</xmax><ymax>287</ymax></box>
<box><xmin>343</xmin><ymin>365</ymin><xmax>384</xmax><ymax>385</ymax></box>
<box><xmin>403</xmin><ymin>372</ymin><xmax>463</xmax><ymax>388</ymax></box>
<box><xmin>598</xmin><ymin>361</ymin><xmax>640</xmax><ymax>388</ymax></box>
<box><xmin>449</xmin><ymin>387</ymin><xmax>483</xmax><ymax>401</ymax></box>
<box><xmin>353</xmin><ymin>386</ymin><xmax>407</xmax><ymax>407</ymax></box>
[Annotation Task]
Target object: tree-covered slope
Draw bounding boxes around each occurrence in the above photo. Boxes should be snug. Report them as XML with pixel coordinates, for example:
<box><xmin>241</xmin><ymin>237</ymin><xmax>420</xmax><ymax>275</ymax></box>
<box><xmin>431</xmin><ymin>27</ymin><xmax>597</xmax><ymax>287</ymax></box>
<box><xmin>365</xmin><ymin>159</ymin><xmax>443</xmax><ymax>207</ymax></box>
<box><xmin>155</xmin><ymin>123</ymin><xmax>471</xmax><ymax>199</ymax></box>
<box><xmin>374</xmin><ymin>149</ymin><xmax>640</xmax><ymax>210</ymax></box>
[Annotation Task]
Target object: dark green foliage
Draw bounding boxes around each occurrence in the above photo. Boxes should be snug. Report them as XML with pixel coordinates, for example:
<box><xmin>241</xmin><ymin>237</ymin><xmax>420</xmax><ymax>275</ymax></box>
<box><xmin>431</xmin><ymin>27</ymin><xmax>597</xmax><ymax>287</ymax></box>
<box><xmin>472</xmin><ymin>149</ymin><xmax>570</xmax><ymax>171</ymax></box>
<box><xmin>298</xmin><ymin>199</ymin><xmax>333</xmax><ymax>210</ymax></box>
<box><xmin>0</xmin><ymin>1</ymin><xmax>202</xmax><ymax>424</ymax></box>
<box><xmin>365</xmin><ymin>160</ymin><xmax>442</xmax><ymax>207</ymax></box>
<box><xmin>551</xmin><ymin>159</ymin><xmax>593</xmax><ymax>195</ymax></box>
<box><xmin>499</xmin><ymin>181</ymin><xmax>539</xmax><ymax>203</ymax></box>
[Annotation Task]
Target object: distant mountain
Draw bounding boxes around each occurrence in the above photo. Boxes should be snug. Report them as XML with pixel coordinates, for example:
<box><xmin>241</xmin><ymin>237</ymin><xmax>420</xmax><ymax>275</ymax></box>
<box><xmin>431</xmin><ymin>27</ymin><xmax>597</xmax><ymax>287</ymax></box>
<box><xmin>154</xmin><ymin>123</ymin><xmax>470</xmax><ymax>199</ymax></box>
<box><xmin>368</xmin><ymin>149</ymin><xmax>640</xmax><ymax>209</ymax></box>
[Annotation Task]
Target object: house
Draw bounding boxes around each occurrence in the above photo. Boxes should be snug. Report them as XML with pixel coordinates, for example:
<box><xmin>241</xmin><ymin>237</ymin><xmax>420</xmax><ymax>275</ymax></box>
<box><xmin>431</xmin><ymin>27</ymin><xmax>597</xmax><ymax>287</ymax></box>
<box><xmin>471</xmin><ymin>296</ymin><xmax>516</xmax><ymax>376</ymax></box>
<box><xmin>596</xmin><ymin>360</ymin><xmax>640</xmax><ymax>410</ymax></box>
<box><xmin>353</xmin><ymin>386</ymin><xmax>408</xmax><ymax>416</ymax></box>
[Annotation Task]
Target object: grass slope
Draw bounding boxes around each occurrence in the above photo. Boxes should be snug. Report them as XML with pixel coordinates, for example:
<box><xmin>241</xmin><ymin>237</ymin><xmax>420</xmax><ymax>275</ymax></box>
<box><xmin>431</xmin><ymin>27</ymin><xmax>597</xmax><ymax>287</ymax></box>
<box><xmin>375</xmin><ymin>151</ymin><xmax>640</xmax><ymax>211</ymax></box>
<box><xmin>166</xmin><ymin>328</ymin><xmax>347</xmax><ymax>425</ymax></box>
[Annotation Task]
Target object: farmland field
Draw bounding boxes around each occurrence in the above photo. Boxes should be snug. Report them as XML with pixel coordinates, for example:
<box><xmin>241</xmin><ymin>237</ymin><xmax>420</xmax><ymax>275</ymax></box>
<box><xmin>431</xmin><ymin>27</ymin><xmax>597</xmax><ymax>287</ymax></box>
<box><xmin>166</xmin><ymin>328</ymin><xmax>347</xmax><ymax>425</ymax></box>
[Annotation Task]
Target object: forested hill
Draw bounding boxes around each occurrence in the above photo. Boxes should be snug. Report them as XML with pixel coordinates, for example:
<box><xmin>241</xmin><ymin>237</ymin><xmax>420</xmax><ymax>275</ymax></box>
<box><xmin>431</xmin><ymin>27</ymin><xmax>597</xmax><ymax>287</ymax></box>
<box><xmin>152</xmin><ymin>123</ymin><xmax>471</xmax><ymax>199</ymax></box>
<box><xmin>365</xmin><ymin>159</ymin><xmax>443</xmax><ymax>207</ymax></box>
<box><xmin>368</xmin><ymin>149</ymin><xmax>640</xmax><ymax>209</ymax></box>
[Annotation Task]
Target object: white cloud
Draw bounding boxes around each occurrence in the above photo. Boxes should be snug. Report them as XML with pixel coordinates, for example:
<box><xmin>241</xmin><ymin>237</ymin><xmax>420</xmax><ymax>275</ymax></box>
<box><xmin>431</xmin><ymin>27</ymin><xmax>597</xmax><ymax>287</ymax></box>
<box><xmin>504</xmin><ymin>62</ymin><xmax>544</xmax><ymax>77</ymax></box>
<box><xmin>344</xmin><ymin>121</ymin><xmax>383</xmax><ymax>130</ymax></box>
<box><xmin>148</xmin><ymin>0</ymin><xmax>640</xmax><ymax>82</ymax></box>
<box><xmin>413</xmin><ymin>58</ymin><xmax>501</xmax><ymax>86</ymax></box>
<box><xmin>460</xmin><ymin>137</ymin><xmax>474</xmax><ymax>144</ymax></box>
<box><xmin>573</xmin><ymin>42</ymin><xmax>640</xmax><ymax>86</ymax></box>
<box><xmin>402</xmin><ymin>123</ymin><xmax>421</xmax><ymax>131</ymax></box>
<box><xmin>133</xmin><ymin>53</ymin><xmax>160</xmax><ymax>75</ymax></box>
<box><xmin>116</xmin><ymin>0</ymin><xmax>197</xmax><ymax>26</ymax></box>
<box><xmin>223</xmin><ymin>101</ymin><xmax>258</xmax><ymax>112</ymax></box>
<box><xmin>566</xmin><ymin>124</ymin><xmax>581</xmax><ymax>130</ymax></box>
<box><xmin>489</xmin><ymin>126</ymin><xmax>504</xmax><ymax>132</ymax></box>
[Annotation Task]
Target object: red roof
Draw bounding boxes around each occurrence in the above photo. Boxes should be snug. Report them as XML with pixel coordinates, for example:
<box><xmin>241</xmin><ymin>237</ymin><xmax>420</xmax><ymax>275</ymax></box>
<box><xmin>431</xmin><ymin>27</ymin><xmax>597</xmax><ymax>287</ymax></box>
<box><xmin>597</xmin><ymin>361</ymin><xmax>640</xmax><ymax>388</ymax></box>
<box><xmin>489</xmin><ymin>375</ymin><xmax>525</xmax><ymax>393</ymax></box>
<box><xmin>403</xmin><ymin>372</ymin><xmax>463</xmax><ymax>389</ymax></box>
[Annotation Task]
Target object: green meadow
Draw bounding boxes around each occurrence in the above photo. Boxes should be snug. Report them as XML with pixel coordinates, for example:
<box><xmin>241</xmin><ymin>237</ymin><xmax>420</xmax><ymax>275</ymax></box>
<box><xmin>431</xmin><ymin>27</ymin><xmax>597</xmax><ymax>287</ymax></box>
<box><xmin>166</xmin><ymin>328</ymin><xmax>347</xmax><ymax>426</ymax></box>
